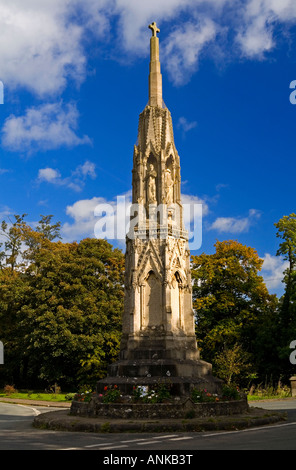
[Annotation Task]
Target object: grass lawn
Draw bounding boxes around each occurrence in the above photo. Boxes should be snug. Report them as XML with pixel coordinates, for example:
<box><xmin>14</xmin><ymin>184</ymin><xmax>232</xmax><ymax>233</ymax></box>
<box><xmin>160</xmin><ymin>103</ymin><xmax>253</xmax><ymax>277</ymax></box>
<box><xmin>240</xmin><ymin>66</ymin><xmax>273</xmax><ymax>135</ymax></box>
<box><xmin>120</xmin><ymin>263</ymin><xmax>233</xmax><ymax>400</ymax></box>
<box><xmin>0</xmin><ymin>391</ymin><xmax>73</xmax><ymax>402</ymax></box>
<box><xmin>247</xmin><ymin>394</ymin><xmax>292</xmax><ymax>401</ymax></box>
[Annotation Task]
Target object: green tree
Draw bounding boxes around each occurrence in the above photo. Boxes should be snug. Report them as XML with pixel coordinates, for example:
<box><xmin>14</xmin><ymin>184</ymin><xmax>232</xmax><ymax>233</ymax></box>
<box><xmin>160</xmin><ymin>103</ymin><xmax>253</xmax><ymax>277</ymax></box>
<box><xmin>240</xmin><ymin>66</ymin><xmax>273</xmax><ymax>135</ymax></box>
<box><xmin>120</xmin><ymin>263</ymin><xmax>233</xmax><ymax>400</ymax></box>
<box><xmin>274</xmin><ymin>213</ymin><xmax>296</xmax><ymax>380</ymax></box>
<box><xmin>0</xmin><ymin>215</ymin><xmax>124</xmax><ymax>390</ymax></box>
<box><xmin>20</xmin><ymin>237</ymin><xmax>124</xmax><ymax>389</ymax></box>
<box><xmin>0</xmin><ymin>267</ymin><xmax>29</xmax><ymax>385</ymax></box>
<box><xmin>0</xmin><ymin>215</ymin><xmax>62</xmax><ymax>386</ymax></box>
<box><xmin>214</xmin><ymin>343</ymin><xmax>253</xmax><ymax>386</ymax></box>
<box><xmin>274</xmin><ymin>214</ymin><xmax>296</xmax><ymax>325</ymax></box>
<box><xmin>192</xmin><ymin>240</ymin><xmax>278</xmax><ymax>386</ymax></box>
<box><xmin>0</xmin><ymin>214</ymin><xmax>27</xmax><ymax>271</ymax></box>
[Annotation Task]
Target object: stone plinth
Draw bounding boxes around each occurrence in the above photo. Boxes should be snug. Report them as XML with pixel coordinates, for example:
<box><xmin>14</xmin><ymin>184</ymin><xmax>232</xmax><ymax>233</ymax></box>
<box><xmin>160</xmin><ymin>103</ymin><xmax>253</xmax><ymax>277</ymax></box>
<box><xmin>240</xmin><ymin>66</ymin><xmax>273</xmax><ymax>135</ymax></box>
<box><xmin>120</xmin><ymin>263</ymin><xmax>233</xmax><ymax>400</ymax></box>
<box><xmin>290</xmin><ymin>376</ymin><xmax>296</xmax><ymax>397</ymax></box>
<box><xmin>70</xmin><ymin>395</ymin><xmax>249</xmax><ymax>420</ymax></box>
<box><xmin>97</xmin><ymin>354</ymin><xmax>222</xmax><ymax>397</ymax></box>
<box><xmin>97</xmin><ymin>329</ymin><xmax>222</xmax><ymax>397</ymax></box>
<box><xmin>97</xmin><ymin>374</ymin><xmax>221</xmax><ymax>398</ymax></box>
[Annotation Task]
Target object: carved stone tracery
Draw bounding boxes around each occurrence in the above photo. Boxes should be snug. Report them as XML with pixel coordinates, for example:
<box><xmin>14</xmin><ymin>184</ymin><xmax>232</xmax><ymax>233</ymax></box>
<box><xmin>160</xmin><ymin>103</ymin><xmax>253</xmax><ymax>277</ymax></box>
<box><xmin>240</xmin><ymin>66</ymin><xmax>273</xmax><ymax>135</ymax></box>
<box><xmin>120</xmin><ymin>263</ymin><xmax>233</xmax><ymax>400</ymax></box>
<box><xmin>94</xmin><ymin>22</ymin><xmax>222</xmax><ymax>400</ymax></box>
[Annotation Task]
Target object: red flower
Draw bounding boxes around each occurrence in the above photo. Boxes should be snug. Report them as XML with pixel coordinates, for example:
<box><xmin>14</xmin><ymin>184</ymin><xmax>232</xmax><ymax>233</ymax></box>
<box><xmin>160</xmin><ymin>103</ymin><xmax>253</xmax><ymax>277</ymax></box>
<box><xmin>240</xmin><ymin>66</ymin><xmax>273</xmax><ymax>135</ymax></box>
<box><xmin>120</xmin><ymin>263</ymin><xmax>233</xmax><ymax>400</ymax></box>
<box><xmin>104</xmin><ymin>386</ymin><xmax>108</xmax><ymax>391</ymax></box>
<box><xmin>114</xmin><ymin>385</ymin><xmax>118</xmax><ymax>389</ymax></box>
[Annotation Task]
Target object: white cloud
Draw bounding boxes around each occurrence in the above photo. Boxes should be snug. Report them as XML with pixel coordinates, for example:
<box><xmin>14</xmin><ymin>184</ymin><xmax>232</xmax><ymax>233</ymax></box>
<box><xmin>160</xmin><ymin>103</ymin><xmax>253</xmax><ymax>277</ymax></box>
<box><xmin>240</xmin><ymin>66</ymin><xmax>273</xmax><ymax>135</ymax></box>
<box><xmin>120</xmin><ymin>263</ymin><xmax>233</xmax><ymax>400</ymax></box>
<box><xmin>38</xmin><ymin>168</ymin><xmax>61</xmax><ymax>183</ymax></box>
<box><xmin>74</xmin><ymin>161</ymin><xmax>96</xmax><ymax>179</ymax></box>
<box><xmin>0</xmin><ymin>0</ymin><xmax>86</xmax><ymax>96</ymax></box>
<box><xmin>2</xmin><ymin>102</ymin><xmax>91</xmax><ymax>154</ymax></box>
<box><xmin>0</xmin><ymin>205</ymin><xmax>12</xmax><ymax>219</ymax></box>
<box><xmin>2</xmin><ymin>1</ymin><xmax>296</xmax><ymax>153</ymax></box>
<box><xmin>163</xmin><ymin>18</ymin><xmax>218</xmax><ymax>85</ymax></box>
<box><xmin>177</xmin><ymin>117</ymin><xmax>198</xmax><ymax>133</ymax></box>
<box><xmin>113</xmin><ymin>0</ymin><xmax>193</xmax><ymax>53</ymax></box>
<box><xmin>181</xmin><ymin>193</ymin><xmax>209</xmax><ymax>217</ymax></box>
<box><xmin>235</xmin><ymin>0</ymin><xmax>296</xmax><ymax>58</ymax></box>
<box><xmin>261</xmin><ymin>253</ymin><xmax>289</xmax><ymax>290</ymax></box>
<box><xmin>1</xmin><ymin>0</ymin><xmax>296</xmax><ymax>98</ymax></box>
<box><xmin>63</xmin><ymin>196</ymin><xmax>107</xmax><ymax>241</ymax></box>
<box><xmin>111</xmin><ymin>0</ymin><xmax>296</xmax><ymax>79</ymax></box>
<box><xmin>62</xmin><ymin>192</ymin><xmax>132</xmax><ymax>243</ymax></box>
<box><xmin>37</xmin><ymin>160</ymin><xmax>96</xmax><ymax>192</ymax></box>
<box><xmin>62</xmin><ymin>190</ymin><xmax>205</xmax><ymax>244</ymax></box>
<box><xmin>209</xmin><ymin>209</ymin><xmax>261</xmax><ymax>233</ymax></box>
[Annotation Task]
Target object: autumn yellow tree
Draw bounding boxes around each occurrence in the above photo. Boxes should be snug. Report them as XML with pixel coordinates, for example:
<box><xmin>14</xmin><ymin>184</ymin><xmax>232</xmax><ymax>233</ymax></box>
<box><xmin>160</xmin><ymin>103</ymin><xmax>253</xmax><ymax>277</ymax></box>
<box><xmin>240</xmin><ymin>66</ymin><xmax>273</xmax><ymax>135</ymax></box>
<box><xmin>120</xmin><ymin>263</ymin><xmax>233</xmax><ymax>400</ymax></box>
<box><xmin>192</xmin><ymin>240</ymin><xmax>278</xmax><ymax>385</ymax></box>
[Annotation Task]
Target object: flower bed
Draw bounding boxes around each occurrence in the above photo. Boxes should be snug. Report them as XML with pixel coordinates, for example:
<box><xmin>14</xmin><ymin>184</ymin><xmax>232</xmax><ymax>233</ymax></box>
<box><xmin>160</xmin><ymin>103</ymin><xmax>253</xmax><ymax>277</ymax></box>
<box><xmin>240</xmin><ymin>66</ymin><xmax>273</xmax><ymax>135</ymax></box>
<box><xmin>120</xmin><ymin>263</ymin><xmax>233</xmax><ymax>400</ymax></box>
<box><xmin>70</xmin><ymin>383</ymin><xmax>248</xmax><ymax>419</ymax></box>
<box><xmin>73</xmin><ymin>383</ymin><xmax>241</xmax><ymax>405</ymax></box>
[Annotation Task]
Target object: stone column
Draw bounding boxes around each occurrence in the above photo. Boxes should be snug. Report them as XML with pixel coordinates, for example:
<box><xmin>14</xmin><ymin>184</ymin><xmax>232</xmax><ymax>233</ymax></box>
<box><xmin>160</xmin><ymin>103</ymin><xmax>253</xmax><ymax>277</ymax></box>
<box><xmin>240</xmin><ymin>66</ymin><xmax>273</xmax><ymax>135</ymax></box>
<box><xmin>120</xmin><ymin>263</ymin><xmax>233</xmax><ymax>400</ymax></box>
<box><xmin>290</xmin><ymin>376</ymin><xmax>296</xmax><ymax>397</ymax></box>
<box><xmin>148</xmin><ymin>22</ymin><xmax>162</xmax><ymax>108</ymax></box>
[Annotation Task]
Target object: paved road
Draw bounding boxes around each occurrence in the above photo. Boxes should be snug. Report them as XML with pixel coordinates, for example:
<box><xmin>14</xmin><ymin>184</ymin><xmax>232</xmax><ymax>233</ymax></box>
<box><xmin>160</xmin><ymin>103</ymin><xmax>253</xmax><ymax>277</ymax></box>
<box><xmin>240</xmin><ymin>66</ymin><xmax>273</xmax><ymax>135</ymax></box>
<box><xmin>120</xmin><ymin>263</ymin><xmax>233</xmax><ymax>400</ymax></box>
<box><xmin>0</xmin><ymin>400</ymin><xmax>296</xmax><ymax>452</ymax></box>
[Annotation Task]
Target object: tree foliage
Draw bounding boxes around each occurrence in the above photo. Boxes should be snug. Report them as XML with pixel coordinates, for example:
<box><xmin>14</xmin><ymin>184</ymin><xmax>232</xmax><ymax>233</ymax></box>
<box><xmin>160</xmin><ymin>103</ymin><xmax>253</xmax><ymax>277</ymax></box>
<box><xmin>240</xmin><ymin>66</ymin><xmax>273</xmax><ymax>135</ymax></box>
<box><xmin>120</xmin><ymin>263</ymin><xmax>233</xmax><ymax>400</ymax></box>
<box><xmin>0</xmin><ymin>215</ymin><xmax>124</xmax><ymax>390</ymax></box>
<box><xmin>274</xmin><ymin>213</ymin><xmax>296</xmax><ymax>379</ymax></box>
<box><xmin>1</xmin><ymin>212</ymin><xmax>295</xmax><ymax>390</ymax></box>
<box><xmin>192</xmin><ymin>240</ymin><xmax>278</xmax><ymax>385</ymax></box>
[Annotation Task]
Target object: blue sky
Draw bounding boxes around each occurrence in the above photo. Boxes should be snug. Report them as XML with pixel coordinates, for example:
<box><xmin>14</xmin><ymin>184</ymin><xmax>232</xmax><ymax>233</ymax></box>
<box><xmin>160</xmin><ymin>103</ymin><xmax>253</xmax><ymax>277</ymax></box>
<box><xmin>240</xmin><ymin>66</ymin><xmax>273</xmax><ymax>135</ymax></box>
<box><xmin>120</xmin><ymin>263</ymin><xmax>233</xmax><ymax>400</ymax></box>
<box><xmin>0</xmin><ymin>0</ymin><xmax>296</xmax><ymax>297</ymax></box>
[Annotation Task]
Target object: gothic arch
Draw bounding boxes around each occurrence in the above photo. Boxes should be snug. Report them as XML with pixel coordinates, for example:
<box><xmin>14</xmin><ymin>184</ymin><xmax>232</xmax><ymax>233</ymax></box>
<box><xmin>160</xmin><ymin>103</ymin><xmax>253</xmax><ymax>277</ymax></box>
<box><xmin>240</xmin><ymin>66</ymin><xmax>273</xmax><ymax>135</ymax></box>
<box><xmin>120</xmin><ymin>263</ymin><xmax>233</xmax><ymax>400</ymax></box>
<box><xmin>143</xmin><ymin>270</ymin><xmax>162</xmax><ymax>328</ymax></box>
<box><xmin>166</xmin><ymin>154</ymin><xmax>174</xmax><ymax>171</ymax></box>
<box><xmin>171</xmin><ymin>271</ymin><xmax>183</xmax><ymax>329</ymax></box>
<box><xmin>174</xmin><ymin>270</ymin><xmax>183</xmax><ymax>285</ymax></box>
<box><xmin>147</xmin><ymin>152</ymin><xmax>157</xmax><ymax>168</ymax></box>
<box><xmin>138</xmin><ymin>241</ymin><xmax>163</xmax><ymax>285</ymax></box>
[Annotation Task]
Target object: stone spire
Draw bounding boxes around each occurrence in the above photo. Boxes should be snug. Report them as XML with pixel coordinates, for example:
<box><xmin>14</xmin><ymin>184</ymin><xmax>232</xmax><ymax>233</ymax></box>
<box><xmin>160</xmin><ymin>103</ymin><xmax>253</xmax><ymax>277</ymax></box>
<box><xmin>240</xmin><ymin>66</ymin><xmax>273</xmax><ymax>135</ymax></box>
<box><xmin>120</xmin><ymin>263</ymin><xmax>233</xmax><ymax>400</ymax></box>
<box><xmin>96</xmin><ymin>22</ymin><xmax>221</xmax><ymax>398</ymax></box>
<box><xmin>148</xmin><ymin>22</ymin><xmax>162</xmax><ymax>108</ymax></box>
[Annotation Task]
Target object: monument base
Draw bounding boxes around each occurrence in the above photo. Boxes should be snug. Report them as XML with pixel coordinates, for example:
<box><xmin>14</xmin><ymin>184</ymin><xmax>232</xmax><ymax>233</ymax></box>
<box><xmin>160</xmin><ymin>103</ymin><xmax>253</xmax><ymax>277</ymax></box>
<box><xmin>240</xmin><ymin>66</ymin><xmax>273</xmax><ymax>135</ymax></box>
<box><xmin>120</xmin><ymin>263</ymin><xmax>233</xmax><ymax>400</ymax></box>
<box><xmin>96</xmin><ymin>330</ymin><xmax>223</xmax><ymax>397</ymax></box>
<box><xmin>71</xmin><ymin>353</ymin><xmax>243</xmax><ymax>420</ymax></box>
<box><xmin>70</xmin><ymin>395</ymin><xmax>249</xmax><ymax>420</ymax></box>
<box><xmin>97</xmin><ymin>361</ymin><xmax>222</xmax><ymax>397</ymax></box>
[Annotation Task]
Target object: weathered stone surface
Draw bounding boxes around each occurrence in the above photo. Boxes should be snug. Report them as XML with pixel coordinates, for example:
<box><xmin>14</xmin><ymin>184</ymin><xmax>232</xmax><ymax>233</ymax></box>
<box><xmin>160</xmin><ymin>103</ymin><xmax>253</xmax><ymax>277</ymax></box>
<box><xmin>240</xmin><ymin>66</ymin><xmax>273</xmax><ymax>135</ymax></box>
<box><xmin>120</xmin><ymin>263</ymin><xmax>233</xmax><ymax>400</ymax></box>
<box><xmin>97</xmin><ymin>373</ymin><xmax>221</xmax><ymax>397</ymax></box>
<box><xmin>75</xmin><ymin>24</ymin><xmax>223</xmax><ymax>419</ymax></box>
<box><xmin>290</xmin><ymin>376</ymin><xmax>296</xmax><ymax>397</ymax></box>
<box><xmin>70</xmin><ymin>395</ymin><xmax>249</xmax><ymax>420</ymax></box>
<box><xmin>105</xmin><ymin>23</ymin><xmax>220</xmax><ymax>393</ymax></box>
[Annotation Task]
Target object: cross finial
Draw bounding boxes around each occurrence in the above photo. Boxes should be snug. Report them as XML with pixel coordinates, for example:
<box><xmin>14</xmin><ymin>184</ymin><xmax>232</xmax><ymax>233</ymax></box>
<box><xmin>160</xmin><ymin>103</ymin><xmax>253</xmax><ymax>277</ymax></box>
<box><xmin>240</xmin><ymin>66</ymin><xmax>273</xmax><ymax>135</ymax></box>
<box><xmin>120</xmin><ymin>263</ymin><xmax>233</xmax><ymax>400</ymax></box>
<box><xmin>149</xmin><ymin>22</ymin><xmax>160</xmax><ymax>37</ymax></box>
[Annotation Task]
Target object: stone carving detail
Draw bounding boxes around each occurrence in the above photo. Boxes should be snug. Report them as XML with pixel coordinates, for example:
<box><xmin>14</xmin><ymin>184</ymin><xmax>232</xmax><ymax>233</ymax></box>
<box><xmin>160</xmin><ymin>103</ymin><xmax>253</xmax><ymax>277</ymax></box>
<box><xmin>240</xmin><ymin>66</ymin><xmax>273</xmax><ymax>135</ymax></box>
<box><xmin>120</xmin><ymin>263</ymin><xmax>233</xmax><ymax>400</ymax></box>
<box><xmin>146</xmin><ymin>163</ymin><xmax>157</xmax><ymax>204</ymax></box>
<box><xmin>122</xmin><ymin>21</ymin><xmax>199</xmax><ymax>355</ymax></box>
<box><xmin>164</xmin><ymin>168</ymin><xmax>174</xmax><ymax>204</ymax></box>
<box><xmin>94</xmin><ymin>21</ymin><xmax>221</xmax><ymax>401</ymax></box>
<box><xmin>137</xmin><ymin>239</ymin><xmax>163</xmax><ymax>285</ymax></box>
<box><xmin>144</xmin><ymin>271</ymin><xmax>162</xmax><ymax>328</ymax></box>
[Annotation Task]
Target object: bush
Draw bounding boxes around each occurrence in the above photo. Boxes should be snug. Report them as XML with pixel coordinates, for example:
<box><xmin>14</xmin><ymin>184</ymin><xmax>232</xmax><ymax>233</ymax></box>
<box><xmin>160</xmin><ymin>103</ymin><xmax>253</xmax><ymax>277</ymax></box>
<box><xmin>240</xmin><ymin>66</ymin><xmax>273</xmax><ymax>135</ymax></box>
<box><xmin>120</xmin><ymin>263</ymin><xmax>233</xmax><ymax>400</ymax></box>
<box><xmin>247</xmin><ymin>382</ymin><xmax>291</xmax><ymax>399</ymax></box>
<box><xmin>191</xmin><ymin>388</ymin><xmax>219</xmax><ymax>403</ymax></box>
<box><xmin>132</xmin><ymin>383</ymin><xmax>172</xmax><ymax>403</ymax></box>
<box><xmin>73</xmin><ymin>390</ymin><xmax>95</xmax><ymax>403</ymax></box>
<box><xmin>3</xmin><ymin>385</ymin><xmax>17</xmax><ymax>395</ymax></box>
<box><xmin>190</xmin><ymin>385</ymin><xmax>241</xmax><ymax>403</ymax></box>
<box><xmin>102</xmin><ymin>385</ymin><xmax>121</xmax><ymax>403</ymax></box>
<box><xmin>64</xmin><ymin>393</ymin><xmax>76</xmax><ymax>401</ymax></box>
<box><xmin>221</xmin><ymin>384</ymin><xmax>241</xmax><ymax>400</ymax></box>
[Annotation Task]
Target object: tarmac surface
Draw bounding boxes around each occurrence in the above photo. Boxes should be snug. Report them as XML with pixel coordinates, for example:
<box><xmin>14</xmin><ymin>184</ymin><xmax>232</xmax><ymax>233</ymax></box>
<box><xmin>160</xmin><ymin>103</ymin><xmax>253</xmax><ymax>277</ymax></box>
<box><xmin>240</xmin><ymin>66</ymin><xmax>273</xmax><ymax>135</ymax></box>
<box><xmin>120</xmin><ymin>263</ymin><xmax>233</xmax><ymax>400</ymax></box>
<box><xmin>0</xmin><ymin>396</ymin><xmax>287</xmax><ymax>433</ymax></box>
<box><xmin>0</xmin><ymin>397</ymin><xmax>71</xmax><ymax>408</ymax></box>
